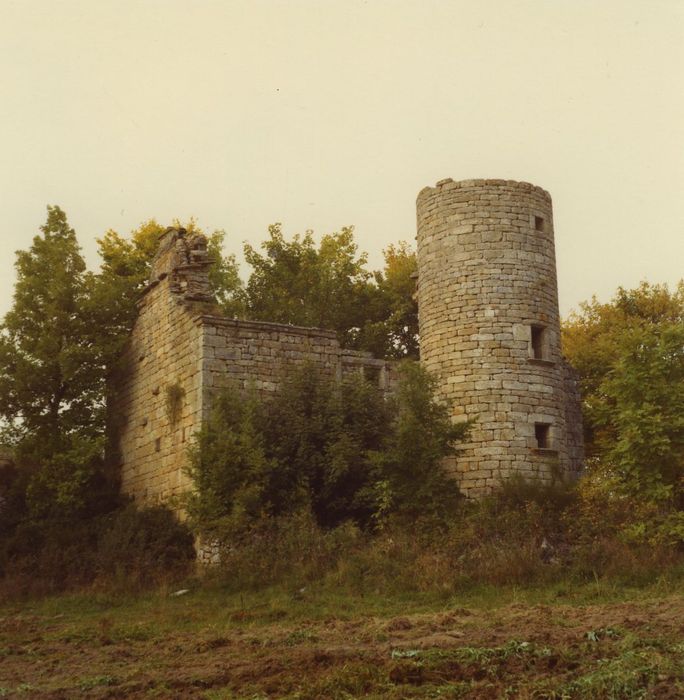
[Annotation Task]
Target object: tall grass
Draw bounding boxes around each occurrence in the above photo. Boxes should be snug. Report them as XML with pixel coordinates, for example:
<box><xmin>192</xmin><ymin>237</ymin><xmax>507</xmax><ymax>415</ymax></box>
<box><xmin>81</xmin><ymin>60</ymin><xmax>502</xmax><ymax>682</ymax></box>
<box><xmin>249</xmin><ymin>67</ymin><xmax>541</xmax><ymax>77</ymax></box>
<box><xmin>201</xmin><ymin>478</ymin><xmax>684</xmax><ymax>597</ymax></box>
<box><xmin>0</xmin><ymin>504</ymin><xmax>195</xmax><ymax>600</ymax></box>
<box><xmin>2</xmin><ymin>478</ymin><xmax>682</xmax><ymax>602</ymax></box>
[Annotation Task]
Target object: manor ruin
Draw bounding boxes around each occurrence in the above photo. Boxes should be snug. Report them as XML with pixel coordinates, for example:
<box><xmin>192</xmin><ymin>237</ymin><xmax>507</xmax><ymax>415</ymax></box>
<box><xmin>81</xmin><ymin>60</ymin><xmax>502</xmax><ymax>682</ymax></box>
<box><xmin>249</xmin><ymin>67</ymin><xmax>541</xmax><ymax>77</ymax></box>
<box><xmin>112</xmin><ymin>179</ymin><xmax>583</xmax><ymax>505</ymax></box>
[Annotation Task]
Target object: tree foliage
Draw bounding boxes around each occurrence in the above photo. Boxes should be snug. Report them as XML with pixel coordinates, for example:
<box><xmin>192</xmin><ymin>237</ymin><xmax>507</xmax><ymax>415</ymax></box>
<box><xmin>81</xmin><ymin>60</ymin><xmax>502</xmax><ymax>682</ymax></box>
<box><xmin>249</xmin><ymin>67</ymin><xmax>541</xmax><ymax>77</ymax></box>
<box><xmin>244</xmin><ymin>224</ymin><xmax>418</xmax><ymax>358</ymax></box>
<box><xmin>187</xmin><ymin>363</ymin><xmax>468</xmax><ymax>534</ymax></box>
<box><xmin>244</xmin><ymin>224</ymin><xmax>372</xmax><ymax>343</ymax></box>
<box><xmin>0</xmin><ymin>207</ymin><xmax>106</xmax><ymax>518</ymax></box>
<box><xmin>260</xmin><ymin>366</ymin><xmax>391</xmax><ymax>528</ymax></box>
<box><xmin>91</xmin><ymin>219</ymin><xmax>244</xmax><ymax>373</ymax></box>
<box><xmin>376</xmin><ymin>362</ymin><xmax>467</xmax><ymax>521</ymax></box>
<box><xmin>355</xmin><ymin>242</ymin><xmax>419</xmax><ymax>359</ymax></box>
<box><xmin>563</xmin><ymin>282</ymin><xmax>684</xmax><ymax>525</ymax></box>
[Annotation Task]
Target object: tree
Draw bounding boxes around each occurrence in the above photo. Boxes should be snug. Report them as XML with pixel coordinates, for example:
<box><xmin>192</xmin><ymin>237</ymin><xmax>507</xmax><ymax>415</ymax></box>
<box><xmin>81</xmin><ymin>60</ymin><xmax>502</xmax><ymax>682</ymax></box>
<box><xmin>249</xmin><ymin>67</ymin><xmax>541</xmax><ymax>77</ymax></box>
<box><xmin>186</xmin><ymin>367</ymin><xmax>391</xmax><ymax>531</ymax></box>
<box><xmin>354</xmin><ymin>242</ymin><xmax>419</xmax><ymax>359</ymax></box>
<box><xmin>375</xmin><ymin>362</ymin><xmax>468</xmax><ymax>522</ymax></box>
<box><xmin>244</xmin><ymin>225</ymin><xmax>419</xmax><ymax>358</ymax></box>
<box><xmin>376</xmin><ymin>242</ymin><xmax>419</xmax><ymax>358</ymax></box>
<box><xmin>185</xmin><ymin>386</ymin><xmax>274</xmax><ymax>533</ymax></box>
<box><xmin>599</xmin><ymin>321</ymin><xmax>684</xmax><ymax>502</ymax></box>
<box><xmin>260</xmin><ymin>366</ymin><xmax>391</xmax><ymax>528</ymax></box>
<box><xmin>204</xmin><ymin>230</ymin><xmax>245</xmax><ymax>318</ymax></box>
<box><xmin>244</xmin><ymin>224</ymin><xmax>373</xmax><ymax>343</ymax></box>
<box><xmin>85</xmin><ymin>220</ymin><xmax>163</xmax><ymax>383</ymax></box>
<box><xmin>562</xmin><ymin>282</ymin><xmax>684</xmax><ymax>510</ymax></box>
<box><xmin>0</xmin><ymin>207</ymin><xmax>105</xmax><ymax>518</ymax></box>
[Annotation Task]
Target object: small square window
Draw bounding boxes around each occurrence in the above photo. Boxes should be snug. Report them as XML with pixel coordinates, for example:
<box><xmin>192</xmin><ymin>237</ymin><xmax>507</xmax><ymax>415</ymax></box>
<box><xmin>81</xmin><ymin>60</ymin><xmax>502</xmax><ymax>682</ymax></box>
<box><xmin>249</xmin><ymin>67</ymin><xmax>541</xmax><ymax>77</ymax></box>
<box><xmin>535</xmin><ymin>423</ymin><xmax>551</xmax><ymax>449</ymax></box>
<box><xmin>531</xmin><ymin>325</ymin><xmax>545</xmax><ymax>359</ymax></box>
<box><xmin>534</xmin><ymin>216</ymin><xmax>545</xmax><ymax>232</ymax></box>
<box><xmin>363</xmin><ymin>365</ymin><xmax>381</xmax><ymax>385</ymax></box>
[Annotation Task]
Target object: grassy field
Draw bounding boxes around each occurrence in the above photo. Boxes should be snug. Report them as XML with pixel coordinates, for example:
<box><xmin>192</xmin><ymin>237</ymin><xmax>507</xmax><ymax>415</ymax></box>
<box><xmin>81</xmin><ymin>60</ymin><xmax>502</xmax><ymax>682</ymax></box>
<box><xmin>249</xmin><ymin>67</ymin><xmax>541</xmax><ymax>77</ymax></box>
<box><xmin>1</xmin><ymin>578</ymin><xmax>683</xmax><ymax>699</ymax></box>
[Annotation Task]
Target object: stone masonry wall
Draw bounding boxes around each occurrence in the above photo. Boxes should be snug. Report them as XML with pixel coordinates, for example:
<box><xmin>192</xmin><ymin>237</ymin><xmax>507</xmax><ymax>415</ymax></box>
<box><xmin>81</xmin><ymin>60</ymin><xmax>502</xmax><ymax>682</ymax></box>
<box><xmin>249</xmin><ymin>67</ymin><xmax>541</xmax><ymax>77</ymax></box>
<box><xmin>198</xmin><ymin>315</ymin><xmax>396</xmax><ymax>421</ymax></box>
<box><xmin>111</xmin><ymin>274</ymin><xmax>205</xmax><ymax>507</ymax></box>
<box><xmin>416</xmin><ymin>178</ymin><xmax>580</xmax><ymax>496</ymax></box>
<box><xmin>562</xmin><ymin>360</ymin><xmax>585</xmax><ymax>475</ymax></box>
<box><xmin>113</xmin><ymin>228</ymin><xmax>396</xmax><ymax>508</ymax></box>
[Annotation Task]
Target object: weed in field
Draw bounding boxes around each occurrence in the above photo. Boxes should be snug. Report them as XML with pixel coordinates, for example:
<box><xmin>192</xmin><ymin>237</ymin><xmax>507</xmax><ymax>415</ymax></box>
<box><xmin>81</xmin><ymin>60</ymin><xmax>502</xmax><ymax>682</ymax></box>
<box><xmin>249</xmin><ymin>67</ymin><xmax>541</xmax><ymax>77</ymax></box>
<box><xmin>204</xmin><ymin>694</ymin><xmax>269</xmax><ymax>700</ymax></box>
<box><xmin>98</xmin><ymin>614</ymin><xmax>113</xmax><ymax>643</ymax></box>
<box><xmin>385</xmin><ymin>639</ymin><xmax>557</xmax><ymax>694</ymax></box>
<box><xmin>287</xmin><ymin>661</ymin><xmax>388</xmax><ymax>699</ymax></box>
<box><xmin>77</xmin><ymin>674</ymin><xmax>117</xmax><ymax>690</ymax></box>
<box><xmin>12</xmin><ymin>685</ymin><xmax>35</xmax><ymax>695</ymax></box>
<box><xmin>284</xmin><ymin>628</ymin><xmax>319</xmax><ymax>646</ymax></box>
<box><xmin>557</xmin><ymin>649</ymin><xmax>662</xmax><ymax>698</ymax></box>
<box><xmin>585</xmin><ymin>627</ymin><xmax>620</xmax><ymax>642</ymax></box>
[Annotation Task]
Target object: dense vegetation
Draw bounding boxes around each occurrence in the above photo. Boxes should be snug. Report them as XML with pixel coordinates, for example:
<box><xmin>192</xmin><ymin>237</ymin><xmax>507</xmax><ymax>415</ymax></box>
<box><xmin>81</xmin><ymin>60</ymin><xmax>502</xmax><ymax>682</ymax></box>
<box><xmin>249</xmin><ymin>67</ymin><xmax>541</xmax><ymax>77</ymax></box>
<box><xmin>0</xmin><ymin>207</ymin><xmax>423</xmax><ymax>594</ymax></box>
<box><xmin>0</xmin><ymin>206</ymin><xmax>682</xmax><ymax>602</ymax></box>
<box><xmin>186</xmin><ymin>362</ymin><xmax>466</xmax><ymax>537</ymax></box>
<box><xmin>562</xmin><ymin>282</ymin><xmax>684</xmax><ymax>545</ymax></box>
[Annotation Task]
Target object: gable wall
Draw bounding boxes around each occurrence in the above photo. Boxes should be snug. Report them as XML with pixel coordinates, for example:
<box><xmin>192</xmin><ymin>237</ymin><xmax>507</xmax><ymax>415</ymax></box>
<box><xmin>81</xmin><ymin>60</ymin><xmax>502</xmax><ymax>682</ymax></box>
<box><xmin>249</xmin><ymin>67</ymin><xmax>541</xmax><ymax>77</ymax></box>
<box><xmin>111</xmin><ymin>277</ymin><xmax>204</xmax><ymax>506</ymax></box>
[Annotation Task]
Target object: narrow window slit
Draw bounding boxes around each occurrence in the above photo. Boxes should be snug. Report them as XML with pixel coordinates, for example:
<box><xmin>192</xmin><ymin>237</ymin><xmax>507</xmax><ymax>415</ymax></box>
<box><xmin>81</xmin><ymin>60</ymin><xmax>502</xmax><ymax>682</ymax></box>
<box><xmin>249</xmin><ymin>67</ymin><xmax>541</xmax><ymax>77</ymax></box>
<box><xmin>531</xmin><ymin>325</ymin><xmax>545</xmax><ymax>359</ymax></box>
<box><xmin>535</xmin><ymin>423</ymin><xmax>550</xmax><ymax>449</ymax></box>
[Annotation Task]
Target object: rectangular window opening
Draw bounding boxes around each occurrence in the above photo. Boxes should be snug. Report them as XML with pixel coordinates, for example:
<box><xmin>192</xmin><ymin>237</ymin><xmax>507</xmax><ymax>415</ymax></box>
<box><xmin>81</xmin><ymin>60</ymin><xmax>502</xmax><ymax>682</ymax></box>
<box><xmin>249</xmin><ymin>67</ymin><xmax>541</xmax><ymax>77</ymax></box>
<box><xmin>534</xmin><ymin>215</ymin><xmax>545</xmax><ymax>232</ymax></box>
<box><xmin>363</xmin><ymin>365</ymin><xmax>381</xmax><ymax>385</ymax></box>
<box><xmin>531</xmin><ymin>325</ymin><xmax>545</xmax><ymax>359</ymax></box>
<box><xmin>535</xmin><ymin>423</ymin><xmax>551</xmax><ymax>449</ymax></box>
<box><xmin>155</xmin><ymin>437</ymin><xmax>161</xmax><ymax>452</ymax></box>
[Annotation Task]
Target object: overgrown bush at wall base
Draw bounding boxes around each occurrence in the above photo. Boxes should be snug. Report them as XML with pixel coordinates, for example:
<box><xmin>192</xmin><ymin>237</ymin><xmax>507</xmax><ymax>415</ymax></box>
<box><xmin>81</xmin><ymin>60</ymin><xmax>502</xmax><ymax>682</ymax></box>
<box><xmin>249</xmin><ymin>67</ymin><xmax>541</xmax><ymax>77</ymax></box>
<box><xmin>2</xmin><ymin>474</ymin><xmax>682</xmax><ymax>600</ymax></box>
<box><xmin>200</xmin><ymin>478</ymin><xmax>684</xmax><ymax>596</ymax></box>
<box><xmin>0</xmin><ymin>504</ymin><xmax>195</xmax><ymax>599</ymax></box>
<box><xmin>185</xmin><ymin>362</ymin><xmax>470</xmax><ymax>537</ymax></box>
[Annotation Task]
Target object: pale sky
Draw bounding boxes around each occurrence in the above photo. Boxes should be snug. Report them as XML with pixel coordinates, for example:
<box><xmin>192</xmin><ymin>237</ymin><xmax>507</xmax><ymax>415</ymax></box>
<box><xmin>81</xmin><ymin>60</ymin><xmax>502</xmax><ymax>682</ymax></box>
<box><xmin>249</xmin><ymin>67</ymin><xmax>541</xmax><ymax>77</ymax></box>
<box><xmin>1</xmin><ymin>0</ymin><xmax>682</xmax><ymax>319</ymax></box>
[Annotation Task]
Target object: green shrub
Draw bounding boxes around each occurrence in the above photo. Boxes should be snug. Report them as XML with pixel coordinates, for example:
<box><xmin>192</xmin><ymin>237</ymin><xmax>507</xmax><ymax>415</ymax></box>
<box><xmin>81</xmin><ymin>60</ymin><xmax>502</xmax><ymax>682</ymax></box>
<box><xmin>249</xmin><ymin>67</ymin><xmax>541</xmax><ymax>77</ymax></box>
<box><xmin>96</xmin><ymin>504</ymin><xmax>195</xmax><ymax>586</ymax></box>
<box><xmin>0</xmin><ymin>503</ymin><xmax>195</xmax><ymax>599</ymax></box>
<box><xmin>260</xmin><ymin>363</ymin><xmax>393</xmax><ymax>529</ymax></box>
<box><xmin>372</xmin><ymin>361</ymin><xmax>468</xmax><ymax>526</ymax></box>
<box><xmin>205</xmin><ymin>510</ymin><xmax>361</xmax><ymax>592</ymax></box>
<box><xmin>187</xmin><ymin>362</ymin><xmax>469</xmax><ymax>535</ymax></box>
<box><xmin>0</xmin><ymin>518</ymin><xmax>99</xmax><ymax>597</ymax></box>
<box><xmin>185</xmin><ymin>386</ymin><xmax>274</xmax><ymax>533</ymax></box>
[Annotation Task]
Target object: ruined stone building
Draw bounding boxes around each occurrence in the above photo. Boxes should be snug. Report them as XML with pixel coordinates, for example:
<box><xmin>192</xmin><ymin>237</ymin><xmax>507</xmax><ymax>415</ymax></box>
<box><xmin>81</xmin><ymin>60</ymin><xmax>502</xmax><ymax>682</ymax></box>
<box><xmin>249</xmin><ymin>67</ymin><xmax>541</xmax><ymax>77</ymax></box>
<box><xmin>112</xmin><ymin>179</ymin><xmax>583</xmax><ymax>506</ymax></box>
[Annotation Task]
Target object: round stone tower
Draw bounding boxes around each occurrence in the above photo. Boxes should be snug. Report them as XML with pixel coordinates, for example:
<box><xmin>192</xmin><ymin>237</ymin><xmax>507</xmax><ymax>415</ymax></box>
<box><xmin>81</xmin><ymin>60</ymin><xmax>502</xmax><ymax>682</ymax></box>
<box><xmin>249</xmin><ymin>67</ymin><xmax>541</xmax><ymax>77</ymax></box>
<box><xmin>416</xmin><ymin>178</ymin><xmax>574</xmax><ymax>496</ymax></box>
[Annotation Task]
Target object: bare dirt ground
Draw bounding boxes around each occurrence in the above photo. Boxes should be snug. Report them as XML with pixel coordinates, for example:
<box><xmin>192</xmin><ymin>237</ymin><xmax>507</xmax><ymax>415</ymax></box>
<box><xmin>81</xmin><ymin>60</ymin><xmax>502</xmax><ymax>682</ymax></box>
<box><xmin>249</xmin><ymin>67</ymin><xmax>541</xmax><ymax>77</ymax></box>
<box><xmin>1</xmin><ymin>594</ymin><xmax>683</xmax><ymax>698</ymax></box>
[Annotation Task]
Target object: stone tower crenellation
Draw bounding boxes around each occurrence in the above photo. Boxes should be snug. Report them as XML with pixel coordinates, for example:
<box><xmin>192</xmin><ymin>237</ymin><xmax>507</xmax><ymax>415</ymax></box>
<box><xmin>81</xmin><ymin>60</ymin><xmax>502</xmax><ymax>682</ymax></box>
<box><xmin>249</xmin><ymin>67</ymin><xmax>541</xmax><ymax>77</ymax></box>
<box><xmin>416</xmin><ymin>178</ymin><xmax>582</xmax><ymax>496</ymax></box>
